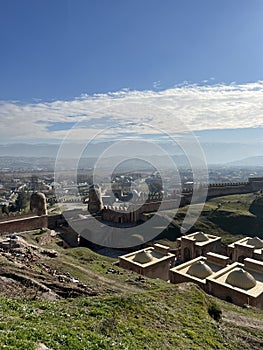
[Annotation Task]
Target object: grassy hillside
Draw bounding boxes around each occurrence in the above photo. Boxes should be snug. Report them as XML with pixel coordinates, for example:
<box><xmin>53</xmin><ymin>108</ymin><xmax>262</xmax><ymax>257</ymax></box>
<box><xmin>0</xmin><ymin>230</ymin><xmax>263</xmax><ymax>349</ymax></box>
<box><xmin>1</xmin><ymin>283</ymin><xmax>263</xmax><ymax>350</ymax></box>
<box><xmin>154</xmin><ymin>193</ymin><xmax>263</xmax><ymax>246</ymax></box>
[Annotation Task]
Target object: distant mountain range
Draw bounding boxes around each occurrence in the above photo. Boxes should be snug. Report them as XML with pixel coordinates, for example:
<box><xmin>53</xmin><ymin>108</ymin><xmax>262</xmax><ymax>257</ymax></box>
<box><xmin>0</xmin><ymin>142</ymin><xmax>262</xmax><ymax>166</ymax></box>
<box><xmin>0</xmin><ymin>154</ymin><xmax>194</xmax><ymax>172</ymax></box>
<box><xmin>0</xmin><ymin>143</ymin><xmax>60</xmax><ymax>158</ymax></box>
<box><xmin>226</xmin><ymin>156</ymin><xmax>263</xmax><ymax>167</ymax></box>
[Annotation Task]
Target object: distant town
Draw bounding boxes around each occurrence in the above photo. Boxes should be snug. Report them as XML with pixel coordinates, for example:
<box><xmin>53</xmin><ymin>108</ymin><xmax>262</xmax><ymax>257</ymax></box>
<box><xmin>1</xmin><ymin>161</ymin><xmax>263</xmax><ymax>214</ymax></box>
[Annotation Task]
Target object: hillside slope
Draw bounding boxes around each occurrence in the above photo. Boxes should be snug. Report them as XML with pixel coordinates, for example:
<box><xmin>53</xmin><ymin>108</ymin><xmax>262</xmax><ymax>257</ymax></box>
<box><xmin>0</xmin><ymin>230</ymin><xmax>263</xmax><ymax>349</ymax></box>
<box><xmin>154</xmin><ymin>193</ymin><xmax>263</xmax><ymax>246</ymax></box>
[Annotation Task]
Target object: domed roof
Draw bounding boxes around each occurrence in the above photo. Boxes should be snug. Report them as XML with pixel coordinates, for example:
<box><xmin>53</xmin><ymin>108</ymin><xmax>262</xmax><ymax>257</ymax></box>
<box><xmin>226</xmin><ymin>268</ymin><xmax>256</xmax><ymax>290</ymax></box>
<box><xmin>193</xmin><ymin>232</ymin><xmax>209</xmax><ymax>242</ymax></box>
<box><xmin>187</xmin><ymin>260</ymin><xmax>213</xmax><ymax>279</ymax></box>
<box><xmin>247</xmin><ymin>237</ymin><xmax>263</xmax><ymax>249</ymax></box>
<box><xmin>133</xmin><ymin>250</ymin><xmax>153</xmax><ymax>264</ymax></box>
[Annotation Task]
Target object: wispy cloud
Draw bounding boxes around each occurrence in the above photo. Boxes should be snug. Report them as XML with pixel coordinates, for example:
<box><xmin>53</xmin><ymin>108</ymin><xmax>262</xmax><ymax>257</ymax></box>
<box><xmin>0</xmin><ymin>81</ymin><xmax>263</xmax><ymax>142</ymax></box>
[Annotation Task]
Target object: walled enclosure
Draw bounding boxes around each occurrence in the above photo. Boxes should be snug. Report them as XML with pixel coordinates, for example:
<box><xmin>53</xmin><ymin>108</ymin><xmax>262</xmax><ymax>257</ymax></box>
<box><xmin>101</xmin><ymin>177</ymin><xmax>263</xmax><ymax>224</ymax></box>
<box><xmin>0</xmin><ymin>178</ymin><xmax>262</xmax><ymax>242</ymax></box>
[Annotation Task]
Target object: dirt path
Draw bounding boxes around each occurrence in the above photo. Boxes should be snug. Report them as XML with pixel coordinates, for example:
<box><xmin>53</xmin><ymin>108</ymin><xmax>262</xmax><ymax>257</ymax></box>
<box><xmin>64</xmin><ymin>261</ymin><xmax>142</xmax><ymax>294</ymax></box>
<box><xmin>223</xmin><ymin>311</ymin><xmax>263</xmax><ymax>331</ymax></box>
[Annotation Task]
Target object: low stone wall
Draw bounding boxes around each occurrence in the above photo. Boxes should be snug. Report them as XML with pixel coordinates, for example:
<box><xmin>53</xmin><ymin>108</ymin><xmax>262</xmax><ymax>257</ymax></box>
<box><xmin>169</xmin><ymin>270</ymin><xmax>205</xmax><ymax>289</ymax></box>
<box><xmin>0</xmin><ymin>215</ymin><xmax>48</xmax><ymax>235</ymax></box>
<box><xmin>0</xmin><ymin>212</ymin><xmax>34</xmax><ymax>222</ymax></box>
<box><xmin>59</xmin><ymin>226</ymin><xmax>79</xmax><ymax>247</ymax></box>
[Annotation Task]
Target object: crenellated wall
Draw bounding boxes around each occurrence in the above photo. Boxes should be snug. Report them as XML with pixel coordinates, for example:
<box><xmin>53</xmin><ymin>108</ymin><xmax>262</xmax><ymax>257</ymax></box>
<box><xmin>100</xmin><ymin>177</ymin><xmax>263</xmax><ymax>224</ymax></box>
<box><xmin>0</xmin><ymin>178</ymin><xmax>262</xmax><ymax>233</ymax></box>
<box><xmin>206</xmin><ymin>182</ymin><xmax>251</xmax><ymax>198</ymax></box>
<box><xmin>101</xmin><ymin>198</ymin><xmax>182</xmax><ymax>223</ymax></box>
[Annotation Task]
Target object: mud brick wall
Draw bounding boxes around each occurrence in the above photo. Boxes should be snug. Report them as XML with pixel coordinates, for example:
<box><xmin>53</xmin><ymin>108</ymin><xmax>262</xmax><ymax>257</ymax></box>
<box><xmin>207</xmin><ymin>280</ymin><xmax>262</xmax><ymax>309</ymax></box>
<box><xmin>0</xmin><ymin>215</ymin><xmax>48</xmax><ymax>235</ymax></box>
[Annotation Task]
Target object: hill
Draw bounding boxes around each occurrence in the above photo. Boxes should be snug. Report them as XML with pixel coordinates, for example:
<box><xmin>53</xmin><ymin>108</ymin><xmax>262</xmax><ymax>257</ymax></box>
<box><xmin>153</xmin><ymin>193</ymin><xmax>263</xmax><ymax>247</ymax></box>
<box><xmin>0</xmin><ymin>229</ymin><xmax>263</xmax><ymax>349</ymax></box>
<box><xmin>226</xmin><ymin>156</ymin><xmax>263</xmax><ymax>167</ymax></box>
<box><xmin>249</xmin><ymin>196</ymin><xmax>263</xmax><ymax>218</ymax></box>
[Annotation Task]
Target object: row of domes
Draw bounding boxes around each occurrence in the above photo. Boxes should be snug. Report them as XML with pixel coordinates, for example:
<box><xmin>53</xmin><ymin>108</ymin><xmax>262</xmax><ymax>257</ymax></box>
<box><xmin>187</xmin><ymin>260</ymin><xmax>257</xmax><ymax>290</ymax></box>
<box><xmin>192</xmin><ymin>232</ymin><xmax>263</xmax><ymax>249</ymax></box>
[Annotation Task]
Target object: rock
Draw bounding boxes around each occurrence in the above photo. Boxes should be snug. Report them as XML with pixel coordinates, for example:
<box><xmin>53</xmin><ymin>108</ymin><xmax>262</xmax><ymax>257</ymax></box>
<box><xmin>37</xmin><ymin>233</ymin><xmax>52</xmax><ymax>246</ymax></box>
<box><xmin>35</xmin><ymin>343</ymin><xmax>50</xmax><ymax>350</ymax></box>
<box><xmin>40</xmin><ymin>249</ymin><xmax>58</xmax><ymax>258</ymax></box>
<box><xmin>49</xmin><ymin>230</ymin><xmax>57</xmax><ymax>237</ymax></box>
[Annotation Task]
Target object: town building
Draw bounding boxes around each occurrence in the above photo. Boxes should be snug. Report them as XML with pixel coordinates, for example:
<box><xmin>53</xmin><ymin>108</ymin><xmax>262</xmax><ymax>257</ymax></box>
<box><xmin>169</xmin><ymin>252</ymin><xmax>229</xmax><ymax>289</ymax></box>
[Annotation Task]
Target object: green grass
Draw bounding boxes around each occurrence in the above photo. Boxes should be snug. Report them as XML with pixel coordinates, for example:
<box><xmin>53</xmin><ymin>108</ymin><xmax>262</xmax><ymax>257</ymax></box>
<box><xmin>205</xmin><ymin>193</ymin><xmax>256</xmax><ymax>215</ymax></box>
<box><xmin>3</xmin><ymin>224</ymin><xmax>263</xmax><ymax>350</ymax></box>
<box><xmin>153</xmin><ymin>193</ymin><xmax>262</xmax><ymax>245</ymax></box>
<box><xmin>1</xmin><ymin>283</ymin><xmax>263</xmax><ymax>350</ymax></box>
<box><xmin>19</xmin><ymin>231</ymin><xmax>165</xmax><ymax>294</ymax></box>
<box><xmin>1</xmin><ymin>193</ymin><xmax>263</xmax><ymax>349</ymax></box>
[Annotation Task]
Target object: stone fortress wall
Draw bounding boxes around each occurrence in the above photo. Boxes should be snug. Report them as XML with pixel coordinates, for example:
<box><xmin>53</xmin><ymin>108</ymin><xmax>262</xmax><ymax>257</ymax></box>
<box><xmin>0</xmin><ymin>177</ymin><xmax>262</xmax><ymax>235</ymax></box>
<box><xmin>179</xmin><ymin>177</ymin><xmax>263</xmax><ymax>198</ymax></box>
<box><xmin>0</xmin><ymin>192</ymin><xmax>48</xmax><ymax>236</ymax></box>
<box><xmin>101</xmin><ymin>197</ymin><xmax>182</xmax><ymax>223</ymax></box>
<box><xmin>0</xmin><ymin>215</ymin><xmax>48</xmax><ymax>235</ymax></box>
<box><xmin>101</xmin><ymin>177</ymin><xmax>263</xmax><ymax>224</ymax></box>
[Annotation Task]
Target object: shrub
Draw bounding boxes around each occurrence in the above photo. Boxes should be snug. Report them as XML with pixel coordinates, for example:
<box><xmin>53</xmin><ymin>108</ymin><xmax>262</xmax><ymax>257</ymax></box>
<box><xmin>208</xmin><ymin>303</ymin><xmax>222</xmax><ymax>322</ymax></box>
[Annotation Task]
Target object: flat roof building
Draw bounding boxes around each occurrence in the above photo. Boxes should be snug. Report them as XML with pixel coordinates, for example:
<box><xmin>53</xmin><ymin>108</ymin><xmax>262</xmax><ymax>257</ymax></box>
<box><xmin>206</xmin><ymin>258</ymin><xmax>263</xmax><ymax>309</ymax></box>
<box><xmin>119</xmin><ymin>243</ymin><xmax>175</xmax><ymax>281</ymax></box>
<box><xmin>177</xmin><ymin>231</ymin><xmax>221</xmax><ymax>262</ymax></box>
<box><xmin>228</xmin><ymin>236</ymin><xmax>263</xmax><ymax>263</ymax></box>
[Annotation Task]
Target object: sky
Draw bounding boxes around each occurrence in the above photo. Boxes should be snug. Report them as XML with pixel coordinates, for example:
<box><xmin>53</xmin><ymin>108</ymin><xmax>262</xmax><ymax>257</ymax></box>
<box><xmin>0</xmin><ymin>0</ymin><xmax>263</xmax><ymax>161</ymax></box>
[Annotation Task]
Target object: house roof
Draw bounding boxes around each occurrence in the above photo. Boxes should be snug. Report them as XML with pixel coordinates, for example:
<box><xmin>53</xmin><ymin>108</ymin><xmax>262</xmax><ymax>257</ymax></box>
<box><xmin>247</xmin><ymin>237</ymin><xmax>263</xmax><ymax>249</ymax></box>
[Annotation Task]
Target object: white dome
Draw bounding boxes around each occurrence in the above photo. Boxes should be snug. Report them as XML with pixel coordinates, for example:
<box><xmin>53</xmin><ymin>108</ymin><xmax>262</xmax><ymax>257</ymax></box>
<box><xmin>187</xmin><ymin>260</ymin><xmax>213</xmax><ymax>279</ymax></box>
<box><xmin>226</xmin><ymin>268</ymin><xmax>256</xmax><ymax>290</ymax></box>
<box><xmin>133</xmin><ymin>250</ymin><xmax>153</xmax><ymax>264</ymax></box>
<box><xmin>193</xmin><ymin>232</ymin><xmax>209</xmax><ymax>242</ymax></box>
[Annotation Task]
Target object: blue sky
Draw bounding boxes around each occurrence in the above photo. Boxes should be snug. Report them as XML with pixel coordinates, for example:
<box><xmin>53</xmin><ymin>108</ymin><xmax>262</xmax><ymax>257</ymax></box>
<box><xmin>0</xmin><ymin>0</ymin><xmax>263</xmax><ymax>158</ymax></box>
<box><xmin>1</xmin><ymin>0</ymin><xmax>263</xmax><ymax>100</ymax></box>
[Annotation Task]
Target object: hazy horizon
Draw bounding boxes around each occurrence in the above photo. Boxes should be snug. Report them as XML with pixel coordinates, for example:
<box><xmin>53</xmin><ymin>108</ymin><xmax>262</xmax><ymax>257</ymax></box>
<box><xmin>0</xmin><ymin>1</ymin><xmax>262</xmax><ymax>165</ymax></box>
<box><xmin>0</xmin><ymin>139</ymin><xmax>262</xmax><ymax>165</ymax></box>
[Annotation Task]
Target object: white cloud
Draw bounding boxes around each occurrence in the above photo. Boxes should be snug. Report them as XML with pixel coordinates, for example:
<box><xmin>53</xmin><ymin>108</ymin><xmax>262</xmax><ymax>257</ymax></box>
<box><xmin>0</xmin><ymin>81</ymin><xmax>263</xmax><ymax>142</ymax></box>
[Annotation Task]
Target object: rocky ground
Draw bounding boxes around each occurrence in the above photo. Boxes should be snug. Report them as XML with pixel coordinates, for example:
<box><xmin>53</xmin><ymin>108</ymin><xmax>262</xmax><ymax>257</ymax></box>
<box><xmin>0</xmin><ymin>229</ymin><xmax>150</xmax><ymax>301</ymax></box>
<box><xmin>0</xmin><ymin>229</ymin><xmax>263</xmax><ymax>349</ymax></box>
<box><xmin>0</xmin><ymin>231</ymin><xmax>99</xmax><ymax>300</ymax></box>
